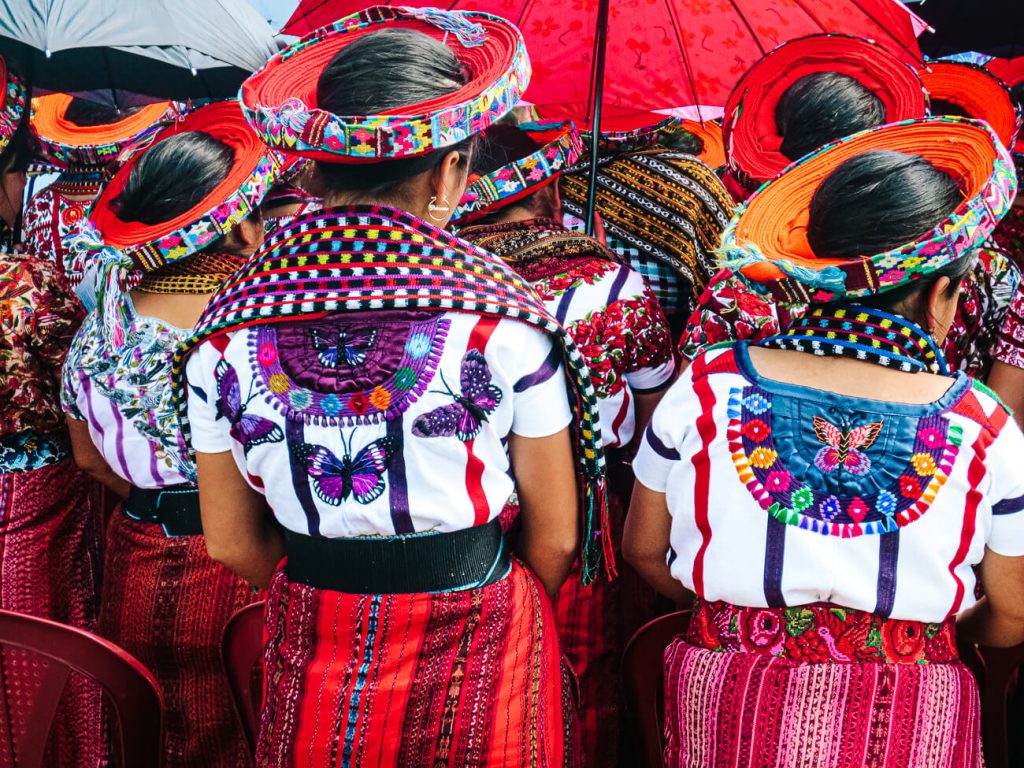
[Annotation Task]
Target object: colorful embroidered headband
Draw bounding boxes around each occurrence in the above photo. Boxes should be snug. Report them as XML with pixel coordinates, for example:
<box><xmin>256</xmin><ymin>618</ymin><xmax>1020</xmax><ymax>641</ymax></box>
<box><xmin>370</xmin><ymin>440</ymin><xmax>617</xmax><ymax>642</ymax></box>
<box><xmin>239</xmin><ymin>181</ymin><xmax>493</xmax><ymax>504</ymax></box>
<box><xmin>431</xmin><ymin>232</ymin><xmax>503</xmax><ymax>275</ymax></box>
<box><xmin>721</xmin><ymin>117</ymin><xmax>1017</xmax><ymax>305</ymax></box>
<box><xmin>31</xmin><ymin>94</ymin><xmax>181</xmax><ymax>170</ymax></box>
<box><xmin>240</xmin><ymin>6</ymin><xmax>531</xmax><ymax>163</ymax></box>
<box><xmin>920</xmin><ymin>61</ymin><xmax>1020</xmax><ymax>150</ymax></box>
<box><xmin>0</xmin><ymin>58</ymin><xmax>26</xmax><ymax>158</ymax></box>
<box><xmin>724</xmin><ymin>34</ymin><xmax>927</xmax><ymax>188</ymax></box>
<box><xmin>453</xmin><ymin>120</ymin><xmax>582</xmax><ymax>223</ymax></box>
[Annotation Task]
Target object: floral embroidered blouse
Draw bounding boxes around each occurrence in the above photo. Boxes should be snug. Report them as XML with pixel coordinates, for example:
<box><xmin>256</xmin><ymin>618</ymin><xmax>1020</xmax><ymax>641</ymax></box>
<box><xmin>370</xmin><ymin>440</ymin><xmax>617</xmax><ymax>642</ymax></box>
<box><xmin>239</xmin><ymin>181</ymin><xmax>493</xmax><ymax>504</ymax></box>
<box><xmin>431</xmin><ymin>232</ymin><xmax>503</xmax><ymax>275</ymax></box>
<box><xmin>185</xmin><ymin>312</ymin><xmax>572</xmax><ymax>538</ymax></box>
<box><xmin>23</xmin><ymin>180</ymin><xmax>96</xmax><ymax>290</ymax></box>
<box><xmin>681</xmin><ymin>249</ymin><xmax>1020</xmax><ymax>379</ymax></box>
<box><xmin>0</xmin><ymin>252</ymin><xmax>84</xmax><ymax>438</ymax></box>
<box><xmin>62</xmin><ymin>300</ymin><xmax>196</xmax><ymax>487</ymax></box>
<box><xmin>633</xmin><ymin>344</ymin><xmax>1024</xmax><ymax>623</ymax></box>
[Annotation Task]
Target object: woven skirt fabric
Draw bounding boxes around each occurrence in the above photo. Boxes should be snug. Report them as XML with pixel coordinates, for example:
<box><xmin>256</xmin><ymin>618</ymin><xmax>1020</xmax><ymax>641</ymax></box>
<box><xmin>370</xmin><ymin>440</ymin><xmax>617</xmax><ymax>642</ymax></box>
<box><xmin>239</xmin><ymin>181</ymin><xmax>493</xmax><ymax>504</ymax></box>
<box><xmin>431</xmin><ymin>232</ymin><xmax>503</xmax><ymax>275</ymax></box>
<box><xmin>0</xmin><ymin>458</ymin><xmax>104</xmax><ymax>767</ymax></box>
<box><xmin>99</xmin><ymin>512</ymin><xmax>261</xmax><ymax>768</ymax></box>
<box><xmin>256</xmin><ymin>559</ymin><xmax>569</xmax><ymax>768</ymax></box>
<box><xmin>663</xmin><ymin>638</ymin><xmax>984</xmax><ymax>768</ymax></box>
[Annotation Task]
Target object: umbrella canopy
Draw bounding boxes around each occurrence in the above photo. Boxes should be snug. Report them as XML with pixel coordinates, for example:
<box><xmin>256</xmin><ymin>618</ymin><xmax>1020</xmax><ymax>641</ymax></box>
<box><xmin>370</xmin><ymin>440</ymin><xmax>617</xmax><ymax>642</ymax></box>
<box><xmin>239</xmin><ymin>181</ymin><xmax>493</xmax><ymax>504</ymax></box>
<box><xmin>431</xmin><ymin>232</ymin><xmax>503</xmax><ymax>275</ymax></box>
<box><xmin>283</xmin><ymin>0</ymin><xmax>925</xmax><ymax>125</ymax></box>
<box><xmin>0</xmin><ymin>0</ymin><xmax>279</xmax><ymax>99</ymax></box>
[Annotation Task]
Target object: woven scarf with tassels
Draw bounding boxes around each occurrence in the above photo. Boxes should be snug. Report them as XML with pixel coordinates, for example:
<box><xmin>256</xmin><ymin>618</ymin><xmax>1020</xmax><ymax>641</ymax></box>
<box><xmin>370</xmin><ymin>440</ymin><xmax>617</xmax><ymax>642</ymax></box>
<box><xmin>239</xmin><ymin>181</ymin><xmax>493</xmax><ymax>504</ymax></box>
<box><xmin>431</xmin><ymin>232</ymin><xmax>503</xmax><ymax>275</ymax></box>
<box><xmin>172</xmin><ymin>205</ymin><xmax>614</xmax><ymax>584</ymax></box>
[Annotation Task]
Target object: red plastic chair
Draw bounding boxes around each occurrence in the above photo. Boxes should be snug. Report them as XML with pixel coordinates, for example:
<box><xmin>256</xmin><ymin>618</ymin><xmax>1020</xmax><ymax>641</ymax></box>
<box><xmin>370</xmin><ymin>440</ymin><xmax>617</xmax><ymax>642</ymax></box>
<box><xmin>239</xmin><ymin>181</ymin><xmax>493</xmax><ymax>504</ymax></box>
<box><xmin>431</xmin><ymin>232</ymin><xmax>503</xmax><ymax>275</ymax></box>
<box><xmin>221</xmin><ymin>601</ymin><xmax>266</xmax><ymax>759</ymax></box>
<box><xmin>974</xmin><ymin>642</ymin><xmax>1024</xmax><ymax>768</ymax></box>
<box><xmin>622</xmin><ymin>610</ymin><xmax>691</xmax><ymax>768</ymax></box>
<box><xmin>0</xmin><ymin>609</ymin><xmax>163</xmax><ymax>768</ymax></box>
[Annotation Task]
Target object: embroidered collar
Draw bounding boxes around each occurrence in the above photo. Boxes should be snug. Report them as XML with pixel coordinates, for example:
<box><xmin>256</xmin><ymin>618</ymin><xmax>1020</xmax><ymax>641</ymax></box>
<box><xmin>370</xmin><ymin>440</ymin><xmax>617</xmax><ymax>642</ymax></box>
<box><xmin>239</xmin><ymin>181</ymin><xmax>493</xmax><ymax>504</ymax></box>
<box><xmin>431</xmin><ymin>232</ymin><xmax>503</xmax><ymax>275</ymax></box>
<box><xmin>172</xmin><ymin>204</ymin><xmax>612</xmax><ymax>584</ymax></box>
<box><xmin>759</xmin><ymin>305</ymin><xmax>951</xmax><ymax>375</ymax></box>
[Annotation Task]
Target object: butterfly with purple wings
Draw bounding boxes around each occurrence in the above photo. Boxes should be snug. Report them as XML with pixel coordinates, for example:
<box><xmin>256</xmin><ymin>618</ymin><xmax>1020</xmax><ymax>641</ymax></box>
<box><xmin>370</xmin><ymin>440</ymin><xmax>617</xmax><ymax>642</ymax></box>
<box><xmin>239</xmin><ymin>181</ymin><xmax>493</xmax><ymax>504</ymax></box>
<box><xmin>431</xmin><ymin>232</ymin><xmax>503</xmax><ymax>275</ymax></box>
<box><xmin>214</xmin><ymin>360</ymin><xmax>284</xmax><ymax>455</ymax></box>
<box><xmin>293</xmin><ymin>430</ymin><xmax>401</xmax><ymax>506</ymax></box>
<box><xmin>311</xmin><ymin>327</ymin><xmax>377</xmax><ymax>369</ymax></box>
<box><xmin>412</xmin><ymin>349</ymin><xmax>502</xmax><ymax>443</ymax></box>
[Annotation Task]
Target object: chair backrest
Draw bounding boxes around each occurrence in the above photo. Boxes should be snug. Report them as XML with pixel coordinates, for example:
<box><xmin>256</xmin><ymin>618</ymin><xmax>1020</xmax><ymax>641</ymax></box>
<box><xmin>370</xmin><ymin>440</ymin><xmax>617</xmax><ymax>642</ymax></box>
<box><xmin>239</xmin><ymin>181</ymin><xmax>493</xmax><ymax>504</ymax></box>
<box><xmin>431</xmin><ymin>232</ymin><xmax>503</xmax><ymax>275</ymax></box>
<box><xmin>621</xmin><ymin>610</ymin><xmax>691</xmax><ymax>768</ymax></box>
<box><xmin>221</xmin><ymin>601</ymin><xmax>266</xmax><ymax>758</ymax></box>
<box><xmin>0</xmin><ymin>609</ymin><xmax>163</xmax><ymax>768</ymax></box>
<box><xmin>975</xmin><ymin>642</ymin><xmax>1024</xmax><ymax>768</ymax></box>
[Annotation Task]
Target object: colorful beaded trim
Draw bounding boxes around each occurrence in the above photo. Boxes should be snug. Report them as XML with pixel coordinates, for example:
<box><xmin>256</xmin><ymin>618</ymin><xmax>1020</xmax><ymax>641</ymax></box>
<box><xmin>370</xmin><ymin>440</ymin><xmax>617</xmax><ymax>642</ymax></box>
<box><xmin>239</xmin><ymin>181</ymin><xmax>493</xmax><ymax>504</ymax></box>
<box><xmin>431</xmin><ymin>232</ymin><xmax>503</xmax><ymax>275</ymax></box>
<box><xmin>726</xmin><ymin>384</ymin><xmax>962</xmax><ymax>536</ymax></box>
<box><xmin>721</xmin><ymin>117</ymin><xmax>1018</xmax><ymax>303</ymax></box>
<box><xmin>248</xmin><ymin>318</ymin><xmax>449</xmax><ymax>427</ymax></box>
<box><xmin>0</xmin><ymin>66</ymin><xmax>25</xmax><ymax>158</ymax></box>
<box><xmin>33</xmin><ymin>102</ymin><xmax>181</xmax><ymax>170</ymax></box>
<box><xmin>241</xmin><ymin>6</ymin><xmax>531</xmax><ymax>161</ymax></box>
<box><xmin>454</xmin><ymin>121</ymin><xmax>583</xmax><ymax>223</ymax></box>
<box><xmin>760</xmin><ymin>305</ymin><xmax>950</xmax><ymax>375</ymax></box>
<box><xmin>687</xmin><ymin>599</ymin><xmax>958</xmax><ymax>665</ymax></box>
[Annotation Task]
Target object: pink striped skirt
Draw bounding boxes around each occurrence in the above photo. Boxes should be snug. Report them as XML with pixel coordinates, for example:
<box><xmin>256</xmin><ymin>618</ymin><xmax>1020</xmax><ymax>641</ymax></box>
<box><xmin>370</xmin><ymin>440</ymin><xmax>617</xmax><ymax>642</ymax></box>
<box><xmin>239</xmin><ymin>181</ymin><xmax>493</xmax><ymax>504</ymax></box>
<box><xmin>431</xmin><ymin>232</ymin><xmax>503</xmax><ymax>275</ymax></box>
<box><xmin>664</xmin><ymin>600</ymin><xmax>983</xmax><ymax>767</ymax></box>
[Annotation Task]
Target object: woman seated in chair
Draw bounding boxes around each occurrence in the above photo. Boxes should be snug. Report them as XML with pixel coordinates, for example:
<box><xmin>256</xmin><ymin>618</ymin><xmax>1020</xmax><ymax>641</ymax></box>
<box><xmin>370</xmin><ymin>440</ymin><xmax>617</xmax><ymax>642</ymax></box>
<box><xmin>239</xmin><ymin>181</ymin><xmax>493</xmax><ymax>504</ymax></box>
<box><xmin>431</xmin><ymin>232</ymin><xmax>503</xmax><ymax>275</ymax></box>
<box><xmin>624</xmin><ymin>118</ymin><xmax>1024</xmax><ymax>768</ymax></box>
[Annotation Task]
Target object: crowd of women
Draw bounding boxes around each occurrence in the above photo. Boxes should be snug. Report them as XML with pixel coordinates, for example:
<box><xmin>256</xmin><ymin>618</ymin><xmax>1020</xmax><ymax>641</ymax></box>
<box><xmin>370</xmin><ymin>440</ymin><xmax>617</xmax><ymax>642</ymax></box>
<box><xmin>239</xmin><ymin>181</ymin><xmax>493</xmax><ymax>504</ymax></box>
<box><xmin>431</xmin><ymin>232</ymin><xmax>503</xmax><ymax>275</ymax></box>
<box><xmin>0</xmin><ymin>5</ymin><xmax>1023</xmax><ymax>767</ymax></box>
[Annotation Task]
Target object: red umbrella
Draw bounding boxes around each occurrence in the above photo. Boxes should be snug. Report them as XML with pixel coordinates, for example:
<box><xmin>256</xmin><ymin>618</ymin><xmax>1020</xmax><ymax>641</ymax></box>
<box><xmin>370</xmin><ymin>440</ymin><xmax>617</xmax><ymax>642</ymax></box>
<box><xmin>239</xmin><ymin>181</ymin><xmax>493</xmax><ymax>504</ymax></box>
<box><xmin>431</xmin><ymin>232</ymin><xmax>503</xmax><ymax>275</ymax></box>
<box><xmin>283</xmin><ymin>0</ymin><xmax>925</xmax><ymax>125</ymax></box>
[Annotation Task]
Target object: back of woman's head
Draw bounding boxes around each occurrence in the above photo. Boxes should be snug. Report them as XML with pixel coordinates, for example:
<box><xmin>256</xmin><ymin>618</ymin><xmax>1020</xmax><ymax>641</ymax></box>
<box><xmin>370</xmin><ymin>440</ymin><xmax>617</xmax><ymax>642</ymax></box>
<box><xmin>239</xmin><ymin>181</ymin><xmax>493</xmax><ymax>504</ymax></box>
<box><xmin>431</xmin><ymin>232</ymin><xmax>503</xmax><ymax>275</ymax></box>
<box><xmin>808</xmin><ymin>149</ymin><xmax>962</xmax><ymax>259</ymax></box>
<box><xmin>111</xmin><ymin>131</ymin><xmax>235</xmax><ymax>225</ymax></box>
<box><xmin>314</xmin><ymin>28</ymin><xmax>473</xmax><ymax>198</ymax></box>
<box><xmin>64</xmin><ymin>97</ymin><xmax>142</xmax><ymax>127</ymax></box>
<box><xmin>776</xmin><ymin>72</ymin><xmax>886</xmax><ymax>161</ymax></box>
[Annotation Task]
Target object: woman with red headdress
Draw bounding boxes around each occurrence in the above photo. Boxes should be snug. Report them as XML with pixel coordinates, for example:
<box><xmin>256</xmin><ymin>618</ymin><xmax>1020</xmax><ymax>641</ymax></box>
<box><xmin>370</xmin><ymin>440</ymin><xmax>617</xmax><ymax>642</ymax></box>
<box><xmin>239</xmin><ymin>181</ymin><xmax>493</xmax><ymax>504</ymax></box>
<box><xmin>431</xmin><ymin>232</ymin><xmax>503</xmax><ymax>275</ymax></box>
<box><xmin>62</xmin><ymin>100</ymin><xmax>286</xmax><ymax>767</ymax></box>
<box><xmin>24</xmin><ymin>95</ymin><xmax>179</xmax><ymax>297</ymax></box>
<box><xmin>0</xmin><ymin>55</ymin><xmax>106</xmax><ymax>768</ymax></box>
<box><xmin>175</xmin><ymin>8</ymin><xmax>607</xmax><ymax>766</ymax></box>
<box><xmin>680</xmin><ymin>34</ymin><xmax>1020</xmax><ymax>382</ymax></box>
<box><xmin>626</xmin><ymin>117</ymin><xmax>1024</xmax><ymax>767</ymax></box>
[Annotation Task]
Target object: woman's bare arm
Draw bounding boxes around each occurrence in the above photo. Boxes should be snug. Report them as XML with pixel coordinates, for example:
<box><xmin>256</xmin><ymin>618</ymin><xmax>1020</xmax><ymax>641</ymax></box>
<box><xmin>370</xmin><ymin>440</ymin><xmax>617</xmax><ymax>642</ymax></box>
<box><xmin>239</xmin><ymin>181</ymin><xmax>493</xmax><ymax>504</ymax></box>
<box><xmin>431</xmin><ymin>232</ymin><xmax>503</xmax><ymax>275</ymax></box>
<box><xmin>957</xmin><ymin>547</ymin><xmax>1024</xmax><ymax>648</ymax></box>
<box><xmin>509</xmin><ymin>427</ymin><xmax>579</xmax><ymax>597</ymax></box>
<box><xmin>196</xmin><ymin>450</ymin><xmax>284</xmax><ymax>588</ymax></box>
<box><xmin>623</xmin><ymin>481</ymin><xmax>692</xmax><ymax>604</ymax></box>
<box><xmin>987</xmin><ymin>361</ymin><xmax>1024</xmax><ymax>431</ymax></box>
<box><xmin>66</xmin><ymin>416</ymin><xmax>130</xmax><ymax>498</ymax></box>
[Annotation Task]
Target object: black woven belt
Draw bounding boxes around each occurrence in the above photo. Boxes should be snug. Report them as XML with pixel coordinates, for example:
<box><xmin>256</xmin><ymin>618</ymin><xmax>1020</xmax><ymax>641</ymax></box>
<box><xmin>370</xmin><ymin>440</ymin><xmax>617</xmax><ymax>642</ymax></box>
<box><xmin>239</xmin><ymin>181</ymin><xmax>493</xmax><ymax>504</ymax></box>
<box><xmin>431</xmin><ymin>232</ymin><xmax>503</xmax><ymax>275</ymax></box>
<box><xmin>124</xmin><ymin>484</ymin><xmax>203</xmax><ymax>537</ymax></box>
<box><xmin>284</xmin><ymin>517</ymin><xmax>510</xmax><ymax>594</ymax></box>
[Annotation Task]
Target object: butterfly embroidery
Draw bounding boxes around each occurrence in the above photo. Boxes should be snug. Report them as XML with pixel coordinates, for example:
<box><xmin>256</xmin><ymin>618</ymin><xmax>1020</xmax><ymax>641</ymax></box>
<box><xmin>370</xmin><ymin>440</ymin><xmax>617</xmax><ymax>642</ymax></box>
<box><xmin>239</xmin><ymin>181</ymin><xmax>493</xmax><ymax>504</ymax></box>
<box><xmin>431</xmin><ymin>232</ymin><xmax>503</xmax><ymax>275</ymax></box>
<box><xmin>215</xmin><ymin>360</ymin><xmax>284</xmax><ymax>455</ymax></box>
<box><xmin>813</xmin><ymin>416</ymin><xmax>883</xmax><ymax>476</ymax></box>
<box><xmin>412</xmin><ymin>349</ymin><xmax>503</xmax><ymax>442</ymax></box>
<box><xmin>294</xmin><ymin>430</ymin><xmax>401</xmax><ymax>506</ymax></box>
<box><xmin>311</xmin><ymin>327</ymin><xmax>377</xmax><ymax>368</ymax></box>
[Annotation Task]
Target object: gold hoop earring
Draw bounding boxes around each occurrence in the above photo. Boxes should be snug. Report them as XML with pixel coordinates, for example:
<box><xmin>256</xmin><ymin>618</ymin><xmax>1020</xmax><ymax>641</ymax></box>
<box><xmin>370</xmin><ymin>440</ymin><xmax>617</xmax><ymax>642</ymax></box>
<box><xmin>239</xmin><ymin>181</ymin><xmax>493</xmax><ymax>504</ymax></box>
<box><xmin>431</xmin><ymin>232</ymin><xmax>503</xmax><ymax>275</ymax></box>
<box><xmin>427</xmin><ymin>195</ymin><xmax>450</xmax><ymax>222</ymax></box>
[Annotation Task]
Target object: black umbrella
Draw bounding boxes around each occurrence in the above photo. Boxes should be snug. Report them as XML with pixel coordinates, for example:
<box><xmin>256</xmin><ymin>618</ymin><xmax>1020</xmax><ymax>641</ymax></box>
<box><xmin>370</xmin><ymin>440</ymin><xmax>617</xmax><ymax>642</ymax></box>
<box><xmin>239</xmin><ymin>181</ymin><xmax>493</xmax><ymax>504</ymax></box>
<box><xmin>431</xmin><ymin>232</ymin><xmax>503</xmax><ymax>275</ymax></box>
<box><xmin>0</xmin><ymin>0</ymin><xmax>279</xmax><ymax>99</ymax></box>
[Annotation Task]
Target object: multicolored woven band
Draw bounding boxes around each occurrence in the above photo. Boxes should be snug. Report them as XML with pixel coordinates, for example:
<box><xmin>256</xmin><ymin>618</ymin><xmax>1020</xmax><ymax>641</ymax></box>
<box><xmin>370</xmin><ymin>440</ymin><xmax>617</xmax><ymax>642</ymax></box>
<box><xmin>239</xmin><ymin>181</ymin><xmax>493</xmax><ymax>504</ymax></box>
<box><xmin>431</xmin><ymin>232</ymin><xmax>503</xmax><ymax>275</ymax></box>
<box><xmin>0</xmin><ymin>58</ymin><xmax>26</xmax><ymax>158</ymax></box>
<box><xmin>240</xmin><ymin>6</ymin><xmax>531</xmax><ymax>162</ymax></box>
<box><xmin>31</xmin><ymin>94</ymin><xmax>181</xmax><ymax>170</ymax></box>
<box><xmin>453</xmin><ymin>120</ymin><xmax>582</xmax><ymax>223</ymax></box>
<box><xmin>920</xmin><ymin>61</ymin><xmax>1020</xmax><ymax>150</ymax></box>
<box><xmin>986</xmin><ymin>56</ymin><xmax>1024</xmax><ymax>159</ymax></box>
<box><xmin>724</xmin><ymin>34</ymin><xmax>927</xmax><ymax>188</ymax></box>
<box><xmin>721</xmin><ymin>117</ymin><xmax>1018</xmax><ymax>304</ymax></box>
<box><xmin>171</xmin><ymin>205</ymin><xmax>613</xmax><ymax>584</ymax></box>
<box><xmin>74</xmin><ymin>100</ymin><xmax>288</xmax><ymax>273</ymax></box>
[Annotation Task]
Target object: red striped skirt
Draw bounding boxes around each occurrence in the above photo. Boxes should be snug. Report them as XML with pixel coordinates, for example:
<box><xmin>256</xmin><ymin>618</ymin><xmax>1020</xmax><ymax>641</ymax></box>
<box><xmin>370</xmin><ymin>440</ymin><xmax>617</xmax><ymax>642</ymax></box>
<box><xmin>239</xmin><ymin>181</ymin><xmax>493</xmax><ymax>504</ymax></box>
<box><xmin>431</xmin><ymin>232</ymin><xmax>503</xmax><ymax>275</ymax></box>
<box><xmin>99</xmin><ymin>512</ymin><xmax>261</xmax><ymax>768</ymax></box>
<box><xmin>665</xmin><ymin>600</ymin><xmax>983</xmax><ymax>767</ymax></box>
<box><xmin>257</xmin><ymin>559</ymin><xmax>569</xmax><ymax>768</ymax></box>
<box><xmin>0</xmin><ymin>458</ymin><xmax>104</xmax><ymax>767</ymax></box>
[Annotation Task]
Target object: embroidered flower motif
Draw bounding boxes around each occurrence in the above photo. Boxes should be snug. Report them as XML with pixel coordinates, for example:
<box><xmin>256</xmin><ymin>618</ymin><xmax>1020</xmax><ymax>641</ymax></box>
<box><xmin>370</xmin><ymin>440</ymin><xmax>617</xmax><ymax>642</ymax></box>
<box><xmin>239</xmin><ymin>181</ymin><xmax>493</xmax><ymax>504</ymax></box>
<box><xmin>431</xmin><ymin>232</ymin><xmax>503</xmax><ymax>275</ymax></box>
<box><xmin>819</xmin><ymin>495</ymin><xmax>841</xmax><ymax>522</ymax></box>
<box><xmin>898</xmin><ymin>474</ymin><xmax>922</xmax><ymax>499</ymax></box>
<box><xmin>748</xmin><ymin>447</ymin><xmax>777</xmax><ymax>469</ymax></box>
<box><xmin>741</xmin><ymin>609</ymin><xmax>784</xmax><ymax>650</ymax></box>
<box><xmin>319</xmin><ymin>394</ymin><xmax>342</xmax><ymax>417</ymax></box>
<box><xmin>257</xmin><ymin>342</ymin><xmax>277</xmax><ymax>366</ymax></box>
<box><xmin>911</xmin><ymin>453</ymin><xmax>937</xmax><ymax>476</ymax></box>
<box><xmin>405</xmin><ymin>333</ymin><xmax>431</xmax><ymax>359</ymax></box>
<box><xmin>791</xmin><ymin>486</ymin><xmax>813</xmax><ymax>512</ymax></box>
<box><xmin>765</xmin><ymin>470</ymin><xmax>791</xmax><ymax>492</ymax></box>
<box><xmin>268</xmin><ymin>373</ymin><xmax>290</xmax><ymax>394</ymax></box>
<box><xmin>881</xmin><ymin>620</ymin><xmax>927</xmax><ymax>663</ymax></box>
<box><xmin>918</xmin><ymin>426</ymin><xmax>946</xmax><ymax>449</ymax></box>
<box><xmin>350</xmin><ymin>393</ymin><xmax>369</xmax><ymax>415</ymax></box>
<box><xmin>288</xmin><ymin>389</ymin><xmax>312</xmax><ymax>409</ymax></box>
<box><xmin>394</xmin><ymin>367</ymin><xmax>417</xmax><ymax>390</ymax></box>
<box><xmin>876</xmin><ymin>490</ymin><xmax>897</xmax><ymax>517</ymax></box>
<box><xmin>741</xmin><ymin>418</ymin><xmax>770</xmax><ymax>442</ymax></box>
<box><xmin>370</xmin><ymin>386</ymin><xmax>391</xmax><ymax>410</ymax></box>
<box><xmin>741</xmin><ymin>393</ymin><xmax>771</xmax><ymax>415</ymax></box>
<box><xmin>847</xmin><ymin>497</ymin><xmax>869</xmax><ymax>523</ymax></box>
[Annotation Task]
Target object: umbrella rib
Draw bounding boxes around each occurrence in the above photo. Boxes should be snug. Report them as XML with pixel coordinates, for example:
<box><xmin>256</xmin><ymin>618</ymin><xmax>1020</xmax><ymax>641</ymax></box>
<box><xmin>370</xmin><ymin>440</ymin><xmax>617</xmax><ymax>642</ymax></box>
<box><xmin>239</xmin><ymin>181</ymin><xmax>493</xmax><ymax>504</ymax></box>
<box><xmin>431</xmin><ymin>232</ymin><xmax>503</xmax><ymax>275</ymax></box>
<box><xmin>722</xmin><ymin>0</ymin><xmax>767</xmax><ymax>57</ymax></box>
<box><xmin>662</xmin><ymin>0</ymin><xmax>706</xmax><ymax>116</ymax></box>
<box><xmin>845</xmin><ymin>0</ymin><xmax>924</xmax><ymax>63</ymax></box>
<box><xmin>789</xmin><ymin>0</ymin><xmax>830</xmax><ymax>34</ymax></box>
